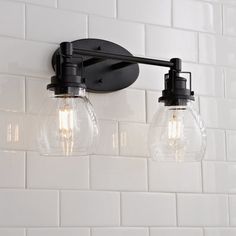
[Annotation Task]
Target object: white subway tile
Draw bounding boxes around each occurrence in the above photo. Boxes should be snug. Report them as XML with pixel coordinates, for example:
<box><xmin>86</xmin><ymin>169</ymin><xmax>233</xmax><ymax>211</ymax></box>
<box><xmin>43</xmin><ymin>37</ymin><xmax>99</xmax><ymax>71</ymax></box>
<box><xmin>149</xmin><ymin>161</ymin><xmax>202</xmax><ymax>192</ymax></box>
<box><xmin>58</xmin><ymin>0</ymin><xmax>116</xmax><ymax>18</ymax></box>
<box><xmin>0</xmin><ymin>111</ymin><xmax>37</xmax><ymax>151</ymax></box>
<box><xmin>200</xmin><ymin>97</ymin><xmax>236</xmax><ymax>129</ymax></box>
<box><xmin>146</xmin><ymin>91</ymin><xmax>162</xmax><ymax>123</ymax></box>
<box><xmin>0</xmin><ymin>74</ymin><xmax>25</xmax><ymax>112</ymax></box>
<box><xmin>91</xmin><ymin>156</ymin><xmax>147</xmax><ymax>191</ymax></box>
<box><xmin>205</xmin><ymin>228</ymin><xmax>236</xmax><ymax>236</ymax></box>
<box><xmin>177</xmin><ymin>194</ymin><xmax>228</xmax><ymax>226</ymax></box>
<box><xmin>61</xmin><ymin>191</ymin><xmax>120</xmax><ymax>226</ymax></box>
<box><xmin>0</xmin><ymin>150</ymin><xmax>25</xmax><ymax>188</ymax></box>
<box><xmin>89</xmin><ymin>89</ymin><xmax>145</xmax><ymax>122</ymax></box>
<box><xmin>89</xmin><ymin>16</ymin><xmax>145</xmax><ymax>55</ymax></box>
<box><xmin>14</xmin><ymin>0</ymin><xmax>56</xmax><ymax>7</ymax></box>
<box><xmin>27</xmin><ymin>228</ymin><xmax>90</xmax><ymax>236</ymax></box>
<box><xmin>173</xmin><ymin>0</ymin><xmax>221</xmax><ymax>33</ymax></box>
<box><xmin>150</xmin><ymin>228</ymin><xmax>203</xmax><ymax>236</ymax></box>
<box><xmin>225</xmin><ymin>68</ymin><xmax>236</xmax><ymax>99</ymax></box>
<box><xmin>0</xmin><ymin>190</ymin><xmax>58</xmax><ymax>226</ymax></box>
<box><xmin>230</xmin><ymin>196</ymin><xmax>236</xmax><ymax>225</ymax></box>
<box><xmin>199</xmin><ymin>33</ymin><xmax>236</xmax><ymax>67</ymax></box>
<box><xmin>26</xmin><ymin>77</ymin><xmax>50</xmax><ymax>114</ymax></box>
<box><xmin>131</xmin><ymin>64</ymin><xmax>168</xmax><ymax>91</ymax></box>
<box><xmin>221</xmin><ymin>0</ymin><xmax>236</xmax><ymax>4</ymax></box>
<box><xmin>92</xmin><ymin>228</ymin><xmax>149</xmax><ymax>236</ymax></box>
<box><xmin>146</xmin><ymin>26</ymin><xmax>198</xmax><ymax>62</ymax></box>
<box><xmin>118</xmin><ymin>0</ymin><xmax>171</xmax><ymax>26</ymax></box>
<box><xmin>26</xmin><ymin>5</ymin><xmax>87</xmax><ymax>43</ymax></box>
<box><xmin>121</xmin><ymin>192</ymin><xmax>176</xmax><ymax>226</ymax></box>
<box><xmin>0</xmin><ymin>229</ymin><xmax>25</xmax><ymax>236</ymax></box>
<box><xmin>119</xmin><ymin>122</ymin><xmax>149</xmax><ymax>157</ymax></box>
<box><xmin>223</xmin><ymin>5</ymin><xmax>236</xmax><ymax>37</ymax></box>
<box><xmin>182</xmin><ymin>63</ymin><xmax>224</xmax><ymax>97</ymax></box>
<box><xmin>0</xmin><ymin>37</ymin><xmax>56</xmax><ymax>77</ymax></box>
<box><xmin>0</xmin><ymin>0</ymin><xmax>24</xmax><ymax>38</ymax></box>
<box><xmin>226</xmin><ymin>130</ymin><xmax>236</xmax><ymax>160</ymax></box>
<box><xmin>92</xmin><ymin>120</ymin><xmax>119</xmax><ymax>155</ymax></box>
<box><xmin>203</xmin><ymin>161</ymin><xmax>236</xmax><ymax>193</ymax></box>
<box><xmin>205</xmin><ymin>129</ymin><xmax>226</xmax><ymax>160</ymax></box>
<box><xmin>27</xmin><ymin>152</ymin><xmax>89</xmax><ymax>189</ymax></box>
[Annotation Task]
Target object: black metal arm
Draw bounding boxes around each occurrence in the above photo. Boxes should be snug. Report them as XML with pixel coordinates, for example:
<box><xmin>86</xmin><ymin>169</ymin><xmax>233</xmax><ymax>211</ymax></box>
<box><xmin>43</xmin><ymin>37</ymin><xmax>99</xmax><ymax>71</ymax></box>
<box><xmin>73</xmin><ymin>47</ymin><xmax>179</xmax><ymax>70</ymax></box>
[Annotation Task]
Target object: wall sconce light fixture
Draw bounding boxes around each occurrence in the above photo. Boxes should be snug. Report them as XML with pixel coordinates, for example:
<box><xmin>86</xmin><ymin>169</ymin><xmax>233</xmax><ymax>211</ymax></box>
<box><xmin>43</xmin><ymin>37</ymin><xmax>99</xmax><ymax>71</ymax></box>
<box><xmin>38</xmin><ymin>38</ymin><xmax>206</xmax><ymax>161</ymax></box>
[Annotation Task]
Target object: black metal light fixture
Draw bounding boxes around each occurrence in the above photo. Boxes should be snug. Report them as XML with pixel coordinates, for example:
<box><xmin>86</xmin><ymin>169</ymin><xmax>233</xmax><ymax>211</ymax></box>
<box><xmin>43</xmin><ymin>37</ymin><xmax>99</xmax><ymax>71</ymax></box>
<box><xmin>38</xmin><ymin>38</ymin><xmax>206</xmax><ymax>161</ymax></box>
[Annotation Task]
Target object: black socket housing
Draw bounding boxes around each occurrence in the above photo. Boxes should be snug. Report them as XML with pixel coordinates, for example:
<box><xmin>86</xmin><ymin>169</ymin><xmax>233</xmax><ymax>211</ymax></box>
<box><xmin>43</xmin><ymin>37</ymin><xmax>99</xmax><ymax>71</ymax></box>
<box><xmin>47</xmin><ymin>42</ymin><xmax>86</xmax><ymax>95</ymax></box>
<box><xmin>159</xmin><ymin>60</ymin><xmax>194</xmax><ymax>106</ymax></box>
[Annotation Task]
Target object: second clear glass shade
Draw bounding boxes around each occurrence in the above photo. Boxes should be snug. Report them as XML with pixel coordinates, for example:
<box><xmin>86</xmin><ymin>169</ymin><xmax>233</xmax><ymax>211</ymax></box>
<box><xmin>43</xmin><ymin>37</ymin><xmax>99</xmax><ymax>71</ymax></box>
<box><xmin>148</xmin><ymin>102</ymin><xmax>206</xmax><ymax>161</ymax></box>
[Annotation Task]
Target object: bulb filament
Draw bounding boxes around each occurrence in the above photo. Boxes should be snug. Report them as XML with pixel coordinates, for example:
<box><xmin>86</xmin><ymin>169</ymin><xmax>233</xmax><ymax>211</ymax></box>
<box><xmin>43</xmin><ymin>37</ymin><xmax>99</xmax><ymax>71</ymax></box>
<box><xmin>168</xmin><ymin>110</ymin><xmax>185</xmax><ymax>161</ymax></box>
<box><xmin>58</xmin><ymin>98</ymin><xmax>74</xmax><ymax>155</ymax></box>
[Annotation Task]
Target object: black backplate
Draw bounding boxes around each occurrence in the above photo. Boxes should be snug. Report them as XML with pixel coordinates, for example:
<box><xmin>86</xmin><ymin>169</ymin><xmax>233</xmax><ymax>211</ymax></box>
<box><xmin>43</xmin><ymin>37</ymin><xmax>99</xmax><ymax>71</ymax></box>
<box><xmin>52</xmin><ymin>39</ymin><xmax>140</xmax><ymax>93</ymax></box>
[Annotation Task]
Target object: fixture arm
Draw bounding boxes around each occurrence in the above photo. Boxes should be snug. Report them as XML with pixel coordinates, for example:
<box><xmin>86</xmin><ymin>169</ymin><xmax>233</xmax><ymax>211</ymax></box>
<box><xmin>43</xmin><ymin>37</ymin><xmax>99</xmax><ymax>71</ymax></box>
<box><xmin>49</xmin><ymin>40</ymin><xmax>190</xmax><ymax>97</ymax></box>
<box><xmin>72</xmin><ymin>47</ymin><xmax>180</xmax><ymax>71</ymax></box>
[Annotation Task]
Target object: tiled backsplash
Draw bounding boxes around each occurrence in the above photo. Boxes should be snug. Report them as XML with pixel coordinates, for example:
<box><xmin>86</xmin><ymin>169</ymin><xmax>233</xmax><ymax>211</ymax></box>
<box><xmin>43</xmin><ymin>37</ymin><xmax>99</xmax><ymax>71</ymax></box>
<box><xmin>0</xmin><ymin>0</ymin><xmax>235</xmax><ymax>235</ymax></box>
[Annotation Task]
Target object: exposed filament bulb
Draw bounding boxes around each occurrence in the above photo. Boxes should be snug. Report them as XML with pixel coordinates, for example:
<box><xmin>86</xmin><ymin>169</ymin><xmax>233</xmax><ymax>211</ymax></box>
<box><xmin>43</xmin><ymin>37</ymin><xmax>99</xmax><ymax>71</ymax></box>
<box><xmin>58</xmin><ymin>98</ymin><xmax>74</xmax><ymax>155</ymax></box>
<box><xmin>168</xmin><ymin>109</ymin><xmax>185</xmax><ymax>160</ymax></box>
<box><xmin>168</xmin><ymin>111</ymin><xmax>183</xmax><ymax>141</ymax></box>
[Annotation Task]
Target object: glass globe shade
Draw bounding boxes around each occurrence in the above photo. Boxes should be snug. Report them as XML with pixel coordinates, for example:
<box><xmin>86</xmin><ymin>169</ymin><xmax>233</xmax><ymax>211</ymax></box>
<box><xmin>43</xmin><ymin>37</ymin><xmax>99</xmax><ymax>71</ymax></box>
<box><xmin>148</xmin><ymin>102</ymin><xmax>206</xmax><ymax>162</ymax></box>
<box><xmin>38</xmin><ymin>88</ymin><xmax>98</xmax><ymax>156</ymax></box>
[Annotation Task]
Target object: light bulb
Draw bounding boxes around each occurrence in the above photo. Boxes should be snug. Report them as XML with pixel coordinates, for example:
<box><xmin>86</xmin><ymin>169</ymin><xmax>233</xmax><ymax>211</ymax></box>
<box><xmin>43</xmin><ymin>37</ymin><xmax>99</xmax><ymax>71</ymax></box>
<box><xmin>168</xmin><ymin>109</ymin><xmax>184</xmax><ymax>146</ymax></box>
<box><xmin>58</xmin><ymin>98</ymin><xmax>74</xmax><ymax>155</ymax></box>
<box><xmin>38</xmin><ymin>88</ymin><xmax>98</xmax><ymax>156</ymax></box>
<box><xmin>148</xmin><ymin>102</ymin><xmax>206</xmax><ymax>161</ymax></box>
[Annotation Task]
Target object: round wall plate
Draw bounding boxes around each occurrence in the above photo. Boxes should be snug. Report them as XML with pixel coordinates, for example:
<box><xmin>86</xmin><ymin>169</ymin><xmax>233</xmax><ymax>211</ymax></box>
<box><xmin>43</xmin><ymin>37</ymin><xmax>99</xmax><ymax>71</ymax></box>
<box><xmin>52</xmin><ymin>38</ymin><xmax>140</xmax><ymax>93</ymax></box>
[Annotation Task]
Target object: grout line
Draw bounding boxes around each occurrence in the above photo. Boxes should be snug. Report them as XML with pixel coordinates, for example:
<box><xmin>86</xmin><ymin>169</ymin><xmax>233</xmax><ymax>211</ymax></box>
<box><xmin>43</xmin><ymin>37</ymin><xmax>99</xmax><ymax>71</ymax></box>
<box><xmin>221</xmin><ymin>3</ymin><xmax>224</xmax><ymax>36</ymax></box>
<box><xmin>144</xmin><ymin>24</ymin><xmax>147</xmax><ymax>57</ymax></box>
<box><xmin>197</xmin><ymin>32</ymin><xmax>200</xmax><ymax>64</ymax></box>
<box><xmin>145</xmin><ymin>90</ymin><xmax>148</xmax><ymax>124</ymax></box>
<box><xmin>203</xmin><ymin>227</ymin><xmax>206</xmax><ymax>236</ymax></box>
<box><xmin>58</xmin><ymin>190</ymin><xmax>61</xmax><ymax>227</ymax></box>
<box><xmin>88</xmin><ymin>156</ymin><xmax>92</xmax><ymax>189</ymax></box>
<box><xmin>23</xmin><ymin>3</ymin><xmax>26</xmax><ymax>40</ymax></box>
<box><xmin>24</xmin><ymin>151</ymin><xmax>27</xmax><ymax>189</ymax></box>
<box><xmin>171</xmin><ymin>0</ymin><xmax>174</xmax><ymax>28</ymax></box>
<box><xmin>223</xmin><ymin>68</ymin><xmax>226</xmax><ymax>99</ymax></box>
<box><xmin>228</xmin><ymin>194</ymin><xmax>231</xmax><ymax>226</ymax></box>
<box><xmin>5</xmin><ymin>225</ymin><xmax>228</xmax><ymax>229</ymax></box>
<box><xmin>86</xmin><ymin>14</ymin><xmax>89</xmax><ymax>38</ymax></box>
<box><xmin>175</xmin><ymin>193</ymin><xmax>178</xmax><ymax>226</ymax></box>
<box><xmin>201</xmin><ymin>160</ymin><xmax>204</xmax><ymax>193</ymax></box>
<box><xmin>146</xmin><ymin>158</ymin><xmax>150</xmax><ymax>192</ymax></box>
<box><xmin>224</xmin><ymin>129</ymin><xmax>228</xmax><ymax>161</ymax></box>
<box><xmin>23</xmin><ymin>76</ymin><xmax>27</xmax><ymax>113</ymax></box>
<box><xmin>115</xmin><ymin>0</ymin><xmax>118</xmax><ymax>18</ymax></box>
<box><xmin>119</xmin><ymin>192</ymin><xmax>122</xmax><ymax>226</ymax></box>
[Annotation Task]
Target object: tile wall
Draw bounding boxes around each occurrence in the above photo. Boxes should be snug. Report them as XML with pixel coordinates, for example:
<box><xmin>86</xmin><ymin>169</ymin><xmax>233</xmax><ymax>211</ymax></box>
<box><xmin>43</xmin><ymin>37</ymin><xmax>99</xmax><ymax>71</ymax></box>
<box><xmin>0</xmin><ymin>0</ymin><xmax>235</xmax><ymax>235</ymax></box>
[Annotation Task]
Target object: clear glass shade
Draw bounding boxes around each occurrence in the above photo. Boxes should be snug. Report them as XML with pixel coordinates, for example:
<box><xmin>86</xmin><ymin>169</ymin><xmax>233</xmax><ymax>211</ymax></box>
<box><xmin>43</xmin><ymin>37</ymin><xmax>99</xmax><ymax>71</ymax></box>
<box><xmin>38</xmin><ymin>88</ymin><xmax>98</xmax><ymax>156</ymax></box>
<box><xmin>148</xmin><ymin>102</ymin><xmax>206</xmax><ymax>161</ymax></box>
